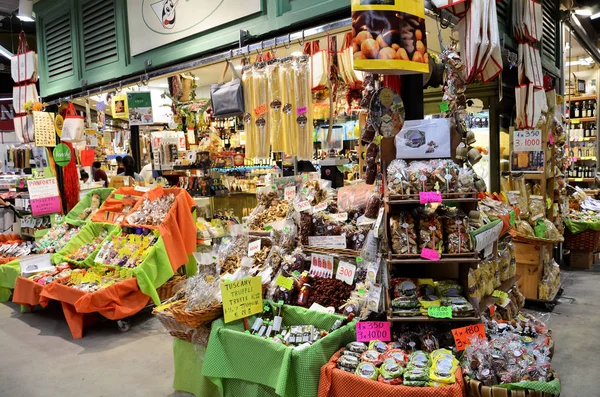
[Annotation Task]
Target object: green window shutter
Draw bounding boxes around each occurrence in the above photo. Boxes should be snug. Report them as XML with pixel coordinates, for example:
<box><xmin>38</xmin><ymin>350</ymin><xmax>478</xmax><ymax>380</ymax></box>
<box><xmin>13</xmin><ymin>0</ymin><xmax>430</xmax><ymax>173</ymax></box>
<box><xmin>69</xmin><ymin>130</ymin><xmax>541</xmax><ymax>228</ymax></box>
<box><xmin>44</xmin><ymin>12</ymin><xmax>75</xmax><ymax>80</ymax></box>
<box><xmin>541</xmin><ymin>0</ymin><xmax>560</xmax><ymax>74</ymax></box>
<box><xmin>81</xmin><ymin>0</ymin><xmax>118</xmax><ymax>70</ymax></box>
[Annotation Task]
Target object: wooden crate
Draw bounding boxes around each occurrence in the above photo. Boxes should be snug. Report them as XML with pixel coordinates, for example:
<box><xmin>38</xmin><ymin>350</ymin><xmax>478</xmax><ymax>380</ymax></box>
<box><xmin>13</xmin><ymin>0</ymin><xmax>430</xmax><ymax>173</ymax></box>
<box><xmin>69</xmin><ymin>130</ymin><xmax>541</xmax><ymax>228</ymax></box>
<box><xmin>570</xmin><ymin>250</ymin><xmax>594</xmax><ymax>269</ymax></box>
<box><xmin>515</xmin><ymin>242</ymin><xmax>546</xmax><ymax>300</ymax></box>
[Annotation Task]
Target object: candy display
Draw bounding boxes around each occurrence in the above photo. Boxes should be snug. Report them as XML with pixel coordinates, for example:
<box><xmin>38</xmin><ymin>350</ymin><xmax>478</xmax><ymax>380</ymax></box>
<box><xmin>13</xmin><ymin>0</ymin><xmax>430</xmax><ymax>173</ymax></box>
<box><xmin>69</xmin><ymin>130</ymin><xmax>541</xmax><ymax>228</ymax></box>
<box><xmin>127</xmin><ymin>193</ymin><xmax>176</xmax><ymax>226</ymax></box>
<box><xmin>94</xmin><ymin>231</ymin><xmax>158</xmax><ymax>268</ymax></box>
<box><xmin>28</xmin><ymin>263</ymin><xmax>73</xmax><ymax>285</ymax></box>
<box><xmin>0</xmin><ymin>240</ymin><xmax>34</xmax><ymax>259</ymax></box>
<box><xmin>66</xmin><ymin>230</ymin><xmax>110</xmax><ymax>261</ymax></box>
<box><xmin>61</xmin><ymin>267</ymin><xmax>135</xmax><ymax>293</ymax></box>
<box><xmin>75</xmin><ymin>194</ymin><xmax>103</xmax><ymax>221</ymax></box>
<box><xmin>34</xmin><ymin>224</ymin><xmax>83</xmax><ymax>254</ymax></box>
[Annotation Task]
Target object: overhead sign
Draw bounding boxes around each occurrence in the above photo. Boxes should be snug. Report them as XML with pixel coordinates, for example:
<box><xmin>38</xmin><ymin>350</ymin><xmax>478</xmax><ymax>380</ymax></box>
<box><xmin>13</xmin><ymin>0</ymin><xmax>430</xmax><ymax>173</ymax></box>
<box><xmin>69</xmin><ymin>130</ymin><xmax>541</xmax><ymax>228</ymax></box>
<box><xmin>127</xmin><ymin>92</ymin><xmax>153</xmax><ymax>125</ymax></box>
<box><xmin>127</xmin><ymin>0</ymin><xmax>262</xmax><ymax>55</ymax></box>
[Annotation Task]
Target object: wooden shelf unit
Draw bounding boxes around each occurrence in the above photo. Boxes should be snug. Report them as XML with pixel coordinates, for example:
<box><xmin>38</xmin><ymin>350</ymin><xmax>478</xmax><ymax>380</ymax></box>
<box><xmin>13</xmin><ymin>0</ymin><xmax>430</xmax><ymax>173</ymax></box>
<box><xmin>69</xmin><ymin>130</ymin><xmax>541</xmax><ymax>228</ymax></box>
<box><xmin>566</xmin><ymin>94</ymin><xmax>597</xmax><ymax>102</ymax></box>
<box><xmin>478</xmin><ymin>275</ymin><xmax>522</xmax><ymax>312</ymax></box>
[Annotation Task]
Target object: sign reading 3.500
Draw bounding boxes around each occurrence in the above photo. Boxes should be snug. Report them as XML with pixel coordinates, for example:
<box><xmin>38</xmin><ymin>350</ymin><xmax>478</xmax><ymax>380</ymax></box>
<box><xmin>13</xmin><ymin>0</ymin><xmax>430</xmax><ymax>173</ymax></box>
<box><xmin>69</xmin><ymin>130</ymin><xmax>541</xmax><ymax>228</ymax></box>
<box><xmin>514</xmin><ymin>129</ymin><xmax>542</xmax><ymax>152</ymax></box>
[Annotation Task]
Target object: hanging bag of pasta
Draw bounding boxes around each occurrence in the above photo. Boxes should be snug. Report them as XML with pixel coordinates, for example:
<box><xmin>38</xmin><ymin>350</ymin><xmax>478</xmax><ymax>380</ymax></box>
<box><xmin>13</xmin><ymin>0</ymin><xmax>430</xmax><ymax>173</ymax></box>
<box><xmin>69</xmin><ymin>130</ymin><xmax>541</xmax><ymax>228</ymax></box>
<box><xmin>351</xmin><ymin>0</ymin><xmax>429</xmax><ymax>75</ymax></box>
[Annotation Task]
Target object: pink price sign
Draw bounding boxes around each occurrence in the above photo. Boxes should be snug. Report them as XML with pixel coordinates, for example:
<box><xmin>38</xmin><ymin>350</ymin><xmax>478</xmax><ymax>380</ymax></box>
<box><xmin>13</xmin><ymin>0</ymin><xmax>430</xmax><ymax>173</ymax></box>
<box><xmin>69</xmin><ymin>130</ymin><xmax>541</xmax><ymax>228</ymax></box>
<box><xmin>356</xmin><ymin>321</ymin><xmax>391</xmax><ymax>342</ymax></box>
<box><xmin>419</xmin><ymin>191</ymin><xmax>442</xmax><ymax>204</ymax></box>
<box><xmin>30</xmin><ymin>196</ymin><xmax>61</xmax><ymax>216</ymax></box>
<box><xmin>420</xmin><ymin>248</ymin><xmax>440</xmax><ymax>261</ymax></box>
<box><xmin>296</xmin><ymin>106</ymin><xmax>307</xmax><ymax>115</ymax></box>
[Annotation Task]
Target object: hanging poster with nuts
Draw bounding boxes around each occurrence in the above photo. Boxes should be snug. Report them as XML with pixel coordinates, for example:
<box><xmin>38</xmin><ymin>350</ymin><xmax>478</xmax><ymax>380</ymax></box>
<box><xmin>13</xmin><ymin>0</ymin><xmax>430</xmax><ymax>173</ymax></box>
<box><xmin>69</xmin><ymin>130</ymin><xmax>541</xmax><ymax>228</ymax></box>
<box><xmin>395</xmin><ymin>118</ymin><xmax>451</xmax><ymax>159</ymax></box>
<box><xmin>33</xmin><ymin>111</ymin><xmax>56</xmax><ymax>147</ymax></box>
<box><xmin>351</xmin><ymin>0</ymin><xmax>429</xmax><ymax>75</ymax></box>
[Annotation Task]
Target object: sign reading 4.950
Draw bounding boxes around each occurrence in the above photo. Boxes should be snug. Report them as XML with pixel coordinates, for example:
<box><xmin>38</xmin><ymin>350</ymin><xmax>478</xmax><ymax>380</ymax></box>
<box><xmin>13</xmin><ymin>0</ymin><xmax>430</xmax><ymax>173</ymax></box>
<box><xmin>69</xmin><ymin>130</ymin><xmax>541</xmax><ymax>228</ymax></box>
<box><xmin>514</xmin><ymin>129</ymin><xmax>542</xmax><ymax>152</ymax></box>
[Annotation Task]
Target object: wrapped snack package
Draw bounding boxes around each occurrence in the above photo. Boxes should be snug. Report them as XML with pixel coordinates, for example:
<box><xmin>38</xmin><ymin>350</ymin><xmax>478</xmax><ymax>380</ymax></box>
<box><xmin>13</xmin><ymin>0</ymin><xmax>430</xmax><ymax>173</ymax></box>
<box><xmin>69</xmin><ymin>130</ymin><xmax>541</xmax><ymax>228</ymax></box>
<box><xmin>442</xmin><ymin>208</ymin><xmax>472</xmax><ymax>254</ymax></box>
<box><xmin>528</xmin><ymin>195</ymin><xmax>546</xmax><ymax>226</ymax></box>
<box><xmin>386</xmin><ymin>159</ymin><xmax>408</xmax><ymax>196</ymax></box>
<box><xmin>457</xmin><ymin>167</ymin><xmax>475</xmax><ymax>196</ymax></box>
<box><xmin>390</xmin><ymin>213</ymin><xmax>418</xmax><ymax>255</ymax></box>
<box><xmin>418</xmin><ymin>208</ymin><xmax>443</xmax><ymax>252</ymax></box>
<box><xmin>515</xmin><ymin>220</ymin><xmax>535</xmax><ymax>236</ymax></box>
<box><xmin>511</xmin><ymin>174</ymin><xmax>530</xmax><ymax>219</ymax></box>
<box><xmin>431</xmin><ymin>159</ymin><xmax>460</xmax><ymax>193</ymax></box>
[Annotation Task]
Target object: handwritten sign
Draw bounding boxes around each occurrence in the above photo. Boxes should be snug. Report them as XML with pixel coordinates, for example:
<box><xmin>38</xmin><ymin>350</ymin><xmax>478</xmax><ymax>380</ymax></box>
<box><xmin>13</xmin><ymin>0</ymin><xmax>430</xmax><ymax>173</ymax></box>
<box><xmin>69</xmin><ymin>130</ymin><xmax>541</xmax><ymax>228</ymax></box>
<box><xmin>473</xmin><ymin>221</ymin><xmax>503</xmax><ymax>252</ymax></box>
<box><xmin>452</xmin><ymin>324</ymin><xmax>486</xmax><ymax>351</ymax></box>
<box><xmin>297</xmin><ymin>106</ymin><xmax>307</xmax><ymax>115</ymax></box>
<box><xmin>336</xmin><ymin>261</ymin><xmax>356</xmax><ymax>285</ymax></box>
<box><xmin>27</xmin><ymin>178</ymin><xmax>61</xmax><ymax>216</ymax></box>
<box><xmin>221</xmin><ymin>276</ymin><xmax>263</xmax><ymax>323</ymax></box>
<box><xmin>419</xmin><ymin>191</ymin><xmax>442</xmax><ymax>204</ymax></box>
<box><xmin>307</xmin><ymin>235</ymin><xmax>347</xmax><ymax>249</ymax></box>
<box><xmin>254</xmin><ymin>103</ymin><xmax>267</xmax><ymax>117</ymax></box>
<box><xmin>294</xmin><ymin>200</ymin><xmax>312</xmax><ymax>213</ymax></box>
<box><xmin>248</xmin><ymin>240</ymin><xmax>261</xmax><ymax>257</ymax></box>
<box><xmin>331</xmin><ymin>212</ymin><xmax>348</xmax><ymax>222</ymax></box>
<box><xmin>420</xmin><ymin>248</ymin><xmax>440</xmax><ymax>261</ymax></box>
<box><xmin>276</xmin><ymin>274</ymin><xmax>294</xmax><ymax>290</ymax></box>
<box><xmin>313</xmin><ymin>202</ymin><xmax>327</xmax><ymax>212</ymax></box>
<box><xmin>284</xmin><ymin>186</ymin><xmax>296</xmax><ymax>201</ymax></box>
<box><xmin>428</xmin><ymin>306</ymin><xmax>452</xmax><ymax>318</ymax></box>
<box><xmin>514</xmin><ymin>129</ymin><xmax>542</xmax><ymax>152</ymax></box>
<box><xmin>356</xmin><ymin>321</ymin><xmax>391</xmax><ymax>342</ymax></box>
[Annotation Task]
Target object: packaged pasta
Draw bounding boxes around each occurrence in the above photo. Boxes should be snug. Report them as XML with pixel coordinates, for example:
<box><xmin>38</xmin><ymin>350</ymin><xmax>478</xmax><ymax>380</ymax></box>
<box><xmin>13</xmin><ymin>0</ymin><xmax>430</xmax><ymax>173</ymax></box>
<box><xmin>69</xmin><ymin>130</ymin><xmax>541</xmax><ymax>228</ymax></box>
<box><xmin>267</xmin><ymin>60</ymin><xmax>283</xmax><ymax>152</ymax></box>
<box><xmin>514</xmin><ymin>220</ymin><xmax>535</xmax><ymax>236</ymax></box>
<box><xmin>252</xmin><ymin>63</ymin><xmax>270</xmax><ymax>159</ymax></box>
<box><xmin>528</xmin><ymin>195</ymin><xmax>545</xmax><ymax>225</ymax></box>
<box><xmin>294</xmin><ymin>56</ymin><xmax>313</xmax><ymax>160</ymax></box>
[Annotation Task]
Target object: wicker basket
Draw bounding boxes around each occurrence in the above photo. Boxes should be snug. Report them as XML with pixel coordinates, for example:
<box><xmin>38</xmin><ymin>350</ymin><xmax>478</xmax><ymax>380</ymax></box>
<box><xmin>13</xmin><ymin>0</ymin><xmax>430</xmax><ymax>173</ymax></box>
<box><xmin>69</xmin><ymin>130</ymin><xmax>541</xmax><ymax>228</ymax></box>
<box><xmin>564</xmin><ymin>229</ymin><xmax>600</xmax><ymax>251</ymax></box>
<box><xmin>169</xmin><ymin>326</ymin><xmax>211</xmax><ymax>346</ymax></box>
<box><xmin>157</xmin><ymin>276</ymin><xmax>186</xmax><ymax>302</ymax></box>
<box><xmin>467</xmin><ymin>379</ymin><xmax>559</xmax><ymax>397</ymax></box>
<box><xmin>170</xmin><ymin>300</ymin><xmax>223</xmax><ymax>328</ymax></box>
<box><xmin>153</xmin><ymin>304</ymin><xmax>190</xmax><ymax>334</ymax></box>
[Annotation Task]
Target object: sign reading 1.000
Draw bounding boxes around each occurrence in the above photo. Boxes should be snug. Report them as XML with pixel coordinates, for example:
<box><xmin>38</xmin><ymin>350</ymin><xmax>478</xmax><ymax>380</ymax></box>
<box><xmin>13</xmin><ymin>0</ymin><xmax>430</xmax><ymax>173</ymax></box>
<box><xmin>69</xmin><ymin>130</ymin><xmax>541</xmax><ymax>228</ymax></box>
<box><xmin>514</xmin><ymin>129</ymin><xmax>542</xmax><ymax>152</ymax></box>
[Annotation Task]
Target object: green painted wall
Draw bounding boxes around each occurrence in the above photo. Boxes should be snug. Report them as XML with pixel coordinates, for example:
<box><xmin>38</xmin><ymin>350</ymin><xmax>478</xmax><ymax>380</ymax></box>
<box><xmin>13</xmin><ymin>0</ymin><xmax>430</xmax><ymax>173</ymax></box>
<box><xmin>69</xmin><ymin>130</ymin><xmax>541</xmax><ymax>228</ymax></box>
<box><xmin>34</xmin><ymin>0</ymin><xmax>350</xmax><ymax>99</ymax></box>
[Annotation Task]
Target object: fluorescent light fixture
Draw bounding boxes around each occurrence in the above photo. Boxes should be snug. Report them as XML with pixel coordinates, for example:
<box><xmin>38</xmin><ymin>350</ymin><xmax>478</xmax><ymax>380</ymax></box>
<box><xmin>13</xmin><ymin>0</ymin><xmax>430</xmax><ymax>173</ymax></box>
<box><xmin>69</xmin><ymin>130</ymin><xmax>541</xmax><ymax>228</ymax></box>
<box><xmin>17</xmin><ymin>0</ymin><xmax>35</xmax><ymax>22</ymax></box>
<box><xmin>591</xmin><ymin>11</ymin><xmax>600</xmax><ymax>20</ymax></box>
<box><xmin>575</xmin><ymin>8</ymin><xmax>592</xmax><ymax>16</ymax></box>
<box><xmin>0</xmin><ymin>45</ymin><xmax>13</xmax><ymax>60</ymax></box>
<box><xmin>234</xmin><ymin>65</ymin><xmax>243</xmax><ymax>70</ymax></box>
<box><xmin>566</xmin><ymin>57</ymin><xmax>595</xmax><ymax>66</ymax></box>
<box><xmin>291</xmin><ymin>51</ymin><xmax>303</xmax><ymax>57</ymax></box>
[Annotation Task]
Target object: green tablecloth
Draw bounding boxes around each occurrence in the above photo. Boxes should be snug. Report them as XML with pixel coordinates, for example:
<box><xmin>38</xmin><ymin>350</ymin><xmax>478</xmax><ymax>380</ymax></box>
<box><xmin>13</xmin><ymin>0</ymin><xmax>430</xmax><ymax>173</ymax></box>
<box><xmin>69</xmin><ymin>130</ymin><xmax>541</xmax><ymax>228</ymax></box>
<box><xmin>0</xmin><ymin>259</ymin><xmax>20</xmax><ymax>302</ymax></box>
<box><xmin>202</xmin><ymin>304</ymin><xmax>356</xmax><ymax>397</ymax></box>
<box><xmin>173</xmin><ymin>338</ymin><xmax>222</xmax><ymax>397</ymax></box>
<box><xmin>54</xmin><ymin>222</ymin><xmax>121</xmax><ymax>267</ymax></box>
<box><xmin>564</xmin><ymin>218</ymin><xmax>600</xmax><ymax>234</ymax></box>
<box><xmin>64</xmin><ymin>188</ymin><xmax>115</xmax><ymax>222</ymax></box>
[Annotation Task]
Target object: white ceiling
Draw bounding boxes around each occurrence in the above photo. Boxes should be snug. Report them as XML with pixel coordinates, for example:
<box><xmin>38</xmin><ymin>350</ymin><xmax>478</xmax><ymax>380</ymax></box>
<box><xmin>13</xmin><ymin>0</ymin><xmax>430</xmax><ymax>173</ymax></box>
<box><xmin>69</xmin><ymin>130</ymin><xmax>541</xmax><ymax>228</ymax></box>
<box><xmin>0</xmin><ymin>0</ymin><xmax>18</xmax><ymax>15</ymax></box>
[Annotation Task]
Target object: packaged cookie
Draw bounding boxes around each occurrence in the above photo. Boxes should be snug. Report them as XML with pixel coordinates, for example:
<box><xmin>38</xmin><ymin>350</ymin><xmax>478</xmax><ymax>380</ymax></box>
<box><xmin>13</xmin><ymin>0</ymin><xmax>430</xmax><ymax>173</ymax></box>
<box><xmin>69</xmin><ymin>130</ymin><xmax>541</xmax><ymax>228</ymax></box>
<box><xmin>386</xmin><ymin>159</ymin><xmax>408</xmax><ymax>196</ymax></box>
<box><xmin>431</xmin><ymin>159</ymin><xmax>460</xmax><ymax>194</ymax></box>
<box><xmin>457</xmin><ymin>167</ymin><xmax>475</xmax><ymax>196</ymax></box>
<box><xmin>418</xmin><ymin>209</ymin><xmax>443</xmax><ymax>252</ymax></box>
<box><xmin>364</xmin><ymin>191</ymin><xmax>382</xmax><ymax>219</ymax></box>
<box><xmin>442</xmin><ymin>208</ymin><xmax>472</xmax><ymax>254</ymax></box>
<box><xmin>528</xmin><ymin>195</ymin><xmax>545</xmax><ymax>226</ymax></box>
<box><xmin>390</xmin><ymin>213</ymin><xmax>418</xmax><ymax>255</ymax></box>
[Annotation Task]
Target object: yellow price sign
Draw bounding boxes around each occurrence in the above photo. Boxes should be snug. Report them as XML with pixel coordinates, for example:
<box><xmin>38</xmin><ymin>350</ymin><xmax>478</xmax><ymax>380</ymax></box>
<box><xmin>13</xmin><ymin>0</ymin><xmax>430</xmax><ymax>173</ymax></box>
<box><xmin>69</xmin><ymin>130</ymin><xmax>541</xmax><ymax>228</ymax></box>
<box><xmin>221</xmin><ymin>276</ymin><xmax>263</xmax><ymax>323</ymax></box>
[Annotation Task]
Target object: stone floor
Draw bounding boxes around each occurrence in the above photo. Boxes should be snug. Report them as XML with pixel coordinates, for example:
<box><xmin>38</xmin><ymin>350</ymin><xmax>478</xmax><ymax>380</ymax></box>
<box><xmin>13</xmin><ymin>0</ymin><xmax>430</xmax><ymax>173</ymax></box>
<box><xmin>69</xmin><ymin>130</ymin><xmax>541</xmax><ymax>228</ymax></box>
<box><xmin>0</xmin><ymin>265</ymin><xmax>597</xmax><ymax>396</ymax></box>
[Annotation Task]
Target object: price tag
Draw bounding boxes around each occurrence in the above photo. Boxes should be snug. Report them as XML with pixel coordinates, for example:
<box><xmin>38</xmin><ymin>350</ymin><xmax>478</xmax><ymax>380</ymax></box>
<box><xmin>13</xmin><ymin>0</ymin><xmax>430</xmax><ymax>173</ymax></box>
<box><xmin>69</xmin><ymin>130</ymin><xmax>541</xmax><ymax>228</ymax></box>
<box><xmin>419</xmin><ymin>191</ymin><xmax>442</xmax><ymax>204</ymax></box>
<box><xmin>489</xmin><ymin>304</ymin><xmax>495</xmax><ymax>317</ymax></box>
<box><xmin>276</xmin><ymin>274</ymin><xmax>294</xmax><ymax>290</ymax></box>
<box><xmin>310</xmin><ymin>253</ymin><xmax>334</xmax><ymax>278</ymax></box>
<box><xmin>451</xmin><ymin>324</ymin><xmax>486</xmax><ymax>351</ymax></box>
<box><xmin>284</xmin><ymin>186</ymin><xmax>296</xmax><ymax>201</ymax></box>
<box><xmin>114</xmin><ymin>194</ymin><xmax>124</xmax><ymax>200</ymax></box>
<box><xmin>356</xmin><ymin>321</ymin><xmax>391</xmax><ymax>342</ymax></box>
<box><xmin>514</xmin><ymin>129</ymin><xmax>542</xmax><ymax>152</ymax></box>
<box><xmin>374</xmin><ymin>207</ymin><xmax>385</xmax><ymax>230</ymax></box>
<box><xmin>439</xmin><ymin>101</ymin><xmax>449</xmax><ymax>112</ymax></box>
<box><xmin>134</xmin><ymin>186</ymin><xmax>151</xmax><ymax>192</ymax></box>
<box><xmin>336</xmin><ymin>261</ymin><xmax>356</xmax><ymax>285</ymax></box>
<box><xmin>492</xmin><ymin>290</ymin><xmax>509</xmax><ymax>300</ymax></box>
<box><xmin>254</xmin><ymin>103</ymin><xmax>268</xmax><ymax>117</ymax></box>
<box><xmin>473</xmin><ymin>221</ymin><xmax>503</xmax><ymax>252</ymax></box>
<box><xmin>248</xmin><ymin>240</ymin><xmax>261</xmax><ymax>257</ymax></box>
<box><xmin>313</xmin><ymin>202</ymin><xmax>327</xmax><ymax>212</ymax></box>
<box><xmin>221</xmin><ymin>277</ymin><xmax>263</xmax><ymax>323</ymax></box>
<box><xmin>294</xmin><ymin>200</ymin><xmax>312</xmax><ymax>212</ymax></box>
<box><xmin>428</xmin><ymin>306</ymin><xmax>452</xmax><ymax>319</ymax></box>
<box><xmin>509</xmin><ymin>210</ymin><xmax>516</xmax><ymax>225</ymax></box>
<box><xmin>297</xmin><ymin>106</ymin><xmax>307</xmax><ymax>115</ymax></box>
<box><xmin>420</xmin><ymin>248</ymin><xmax>440</xmax><ymax>261</ymax></box>
<box><xmin>507</xmin><ymin>191</ymin><xmax>520</xmax><ymax>205</ymax></box>
<box><xmin>331</xmin><ymin>212</ymin><xmax>348</xmax><ymax>222</ymax></box>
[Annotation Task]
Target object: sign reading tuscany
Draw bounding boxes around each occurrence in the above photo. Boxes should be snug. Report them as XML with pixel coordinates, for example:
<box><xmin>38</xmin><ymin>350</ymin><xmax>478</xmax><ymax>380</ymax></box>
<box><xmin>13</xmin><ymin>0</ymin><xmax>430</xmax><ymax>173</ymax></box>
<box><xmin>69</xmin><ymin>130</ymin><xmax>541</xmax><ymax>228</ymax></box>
<box><xmin>127</xmin><ymin>0</ymin><xmax>262</xmax><ymax>55</ymax></box>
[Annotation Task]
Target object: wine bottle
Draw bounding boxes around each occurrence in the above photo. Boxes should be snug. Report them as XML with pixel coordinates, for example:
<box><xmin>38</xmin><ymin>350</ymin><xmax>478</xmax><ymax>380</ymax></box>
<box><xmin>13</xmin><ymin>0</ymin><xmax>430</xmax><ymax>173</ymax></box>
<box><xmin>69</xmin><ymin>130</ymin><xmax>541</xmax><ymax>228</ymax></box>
<box><xmin>329</xmin><ymin>312</ymin><xmax>356</xmax><ymax>333</ymax></box>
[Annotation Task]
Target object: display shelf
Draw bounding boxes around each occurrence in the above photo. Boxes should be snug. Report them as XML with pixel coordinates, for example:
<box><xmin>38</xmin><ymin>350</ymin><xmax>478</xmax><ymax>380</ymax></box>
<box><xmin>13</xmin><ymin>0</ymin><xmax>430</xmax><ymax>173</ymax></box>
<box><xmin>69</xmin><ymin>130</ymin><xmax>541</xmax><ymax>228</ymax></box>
<box><xmin>572</xmin><ymin>156</ymin><xmax>597</xmax><ymax>161</ymax></box>
<box><xmin>570</xmin><ymin>136</ymin><xmax>597</xmax><ymax>142</ymax></box>
<box><xmin>568</xmin><ymin>177</ymin><xmax>595</xmax><ymax>182</ymax></box>
<box><xmin>566</xmin><ymin>95</ymin><xmax>597</xmax><ymax>102</ymax></box>
<box><xmin>478</xmin><ymin>275</ymin><xmax>522</xmax><ymax>312</ymax></box>
<box><xmin>389</xmin><ymin>315</ymin><xmax>480</xmax><ymax>323</ymax></box>
<box><xmin>567</xmin><ymin>117</ymin><xmax>596</xmax><ymax>123</ymax></box>
<box><xmin>385</xmin><ymin>193</ymin><xmax>479</xmax><ymax>205</ymax></box>
<box><xmin>386</xmin><ymin>256</ymin><xmax>479</xmax><ymax>266</ymax></box>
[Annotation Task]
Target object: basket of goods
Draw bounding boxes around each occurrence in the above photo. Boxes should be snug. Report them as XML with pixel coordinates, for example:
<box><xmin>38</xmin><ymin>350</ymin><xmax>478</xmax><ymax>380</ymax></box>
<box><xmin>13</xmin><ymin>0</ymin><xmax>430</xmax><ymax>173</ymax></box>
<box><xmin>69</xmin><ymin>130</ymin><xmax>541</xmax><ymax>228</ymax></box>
<box><xmin>156</xmin><ymin>275</ymin><xmax>186</xmax><ymax>301</ymax></box>
<box><xmin>563</xmin><ymin>210</ymin><xmax>600</xmax><ymax>251</ymax></box>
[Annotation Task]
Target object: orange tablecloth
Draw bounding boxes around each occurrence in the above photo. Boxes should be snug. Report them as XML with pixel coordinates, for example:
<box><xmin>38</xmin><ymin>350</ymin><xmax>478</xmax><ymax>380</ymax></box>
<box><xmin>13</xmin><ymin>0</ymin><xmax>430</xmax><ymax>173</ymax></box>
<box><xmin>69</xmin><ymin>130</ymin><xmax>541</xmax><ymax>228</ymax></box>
<box><xmin>12</xmin><ymin>276</ymin><xmax>45</xmax><ymax>309</ymax></box>
<box><xmin>39</xmin><ymin>278</ymin><xmax>150</xmax><ymax>338</ymax></box>
<box><xmin>318</xmin><ymin>349</ymin><xmax>466</xmax><ymax>397</ymax></box>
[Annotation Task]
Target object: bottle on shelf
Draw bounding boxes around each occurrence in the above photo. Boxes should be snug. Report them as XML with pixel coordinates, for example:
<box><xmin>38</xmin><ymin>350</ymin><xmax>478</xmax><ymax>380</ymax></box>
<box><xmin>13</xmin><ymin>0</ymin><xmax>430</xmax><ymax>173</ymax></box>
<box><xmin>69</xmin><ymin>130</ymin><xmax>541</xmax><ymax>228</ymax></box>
<box><xmin>588</xmin><ymin>101</ymin><xmax>594</xmax><ymax>117</ymax></box>
<box><xmin>584</xmin><ymin>123</ymin><xmax>589</xmax><ymax>138</ymax></box>
<box><xmin>575</xmin><ymin>102</ymin><xmax>581</xmax><ymax>118</ymax></box>
<box><xmin>583</xmin><ymin>101</ymin><xmax>589</xmax><ymax>117</ymax></box>
<box><xmin>250</xmin><ymin>305</ymin><xmax>273</xmax><ymax>335</ymax></box>
<box><xmin>329</xmin><ymin>309</ymin><xmax>355</xmax><ymax>333</ymax></box>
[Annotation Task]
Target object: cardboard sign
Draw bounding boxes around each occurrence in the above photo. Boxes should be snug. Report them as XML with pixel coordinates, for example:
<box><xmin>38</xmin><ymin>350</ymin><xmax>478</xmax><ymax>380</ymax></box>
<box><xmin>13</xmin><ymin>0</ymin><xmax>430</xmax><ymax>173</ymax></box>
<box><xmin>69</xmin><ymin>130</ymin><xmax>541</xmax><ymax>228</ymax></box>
<box><xmin>428</xmin><ymin>306</ymin><xmax>452</xmax><ymax>319</ymax></box>
<box><xmin>284</xmin><ymin>186</ymin><xmax>296</xmax><ymax>201</ymax></box>
<box><xmin>310</xmin><ymin>253</ymin><xmax>334</xmax><ymax>278</ymax></box>
<box><xmin>419</xmin><ymin>191</ymin><xmax>443</xmax><ymax>204</ymax></box>
<box><xmin>221</xmin><ymin>276</ymin><xmax>263</xmax><ymax>323</ymax></box>
<box><xmin>294</xmin><ymin>200</ymin><xmax>312</xmax><ymax>213</ymax></box>
<box><xmin>307</xmin><ymin>235</ymin><xmax>347</xmax><ymax>249</ymax></box>
<box><xmin>27</xmin><ymin>178</ymin><xmax>61</xmax><ymax>217</ymax></box>
<box><xmin>248</xmin><ymin>240</ymin><xmax>261</xmax><ymax>257</ymax></box>
<box><xmin>420</xmin><ymin>248</ymin><xmax>440</xmax><ymax>261</ymax></box>
<box><xmin>336</xmin><ymin>261</ymin><xmax>356</xmax><ymax>285</ymax></box>
<box><xmin>452</xmin><ymin>324</ymin><xmax>486</xmax><ymax>351</ymax></box>
<box><xmin>356</xmin><ymin>321</ymin><xmax>391</xmax><ymax>342</ymax></box>
<box><xmin>276</xmin><ymin>274</ymin><xmax>294</xmax><ymax>290</ymax></box>
<box><xmin>514</xmin><ymin>129</ymin><xmax>542</xmax><ymax>152</ymax></box>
